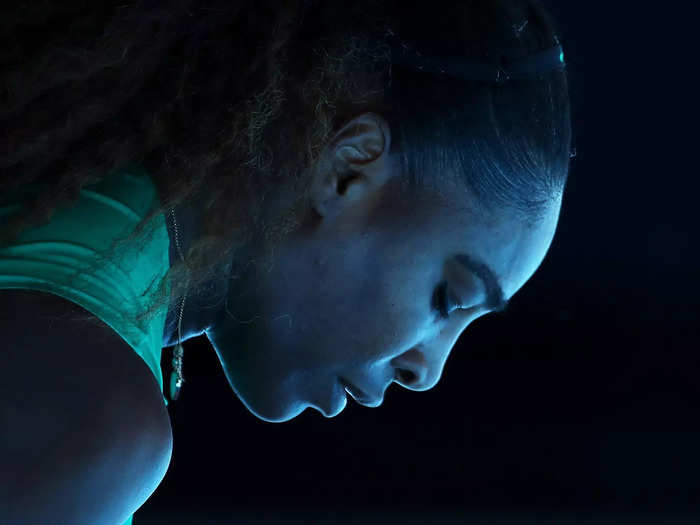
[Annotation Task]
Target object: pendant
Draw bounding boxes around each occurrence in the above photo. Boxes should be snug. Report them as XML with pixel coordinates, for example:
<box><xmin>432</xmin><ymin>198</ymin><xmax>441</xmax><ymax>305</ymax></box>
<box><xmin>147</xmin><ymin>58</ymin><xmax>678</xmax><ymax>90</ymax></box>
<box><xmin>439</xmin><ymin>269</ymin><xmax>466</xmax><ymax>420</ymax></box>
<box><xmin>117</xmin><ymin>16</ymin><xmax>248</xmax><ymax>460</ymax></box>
<box><xmin>169</xmin><ymin>369</ymin><xmax>181</xmax><ymax>401</ymax></box>
<box><xmin>169</xmin><ymin>343</ymin><xmax>185</xmax><ymax>401</ymax></box>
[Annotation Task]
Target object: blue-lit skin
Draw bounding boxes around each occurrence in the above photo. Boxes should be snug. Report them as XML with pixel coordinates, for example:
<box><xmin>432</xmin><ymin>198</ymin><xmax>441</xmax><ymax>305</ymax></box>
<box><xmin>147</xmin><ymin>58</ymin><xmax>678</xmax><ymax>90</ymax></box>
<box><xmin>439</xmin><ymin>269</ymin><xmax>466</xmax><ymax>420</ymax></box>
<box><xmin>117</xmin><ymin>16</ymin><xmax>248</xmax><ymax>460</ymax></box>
<box><xmin>165</xmin><ymin>112</ymin><xmax>562</xmax><ymax>423</ymax></box>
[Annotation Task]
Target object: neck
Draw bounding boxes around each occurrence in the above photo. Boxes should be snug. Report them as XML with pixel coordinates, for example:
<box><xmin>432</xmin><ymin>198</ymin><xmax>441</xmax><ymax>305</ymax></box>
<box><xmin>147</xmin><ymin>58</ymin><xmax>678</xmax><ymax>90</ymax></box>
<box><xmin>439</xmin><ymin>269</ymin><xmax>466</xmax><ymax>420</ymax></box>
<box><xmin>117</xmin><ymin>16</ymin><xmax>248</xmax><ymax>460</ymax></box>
<box><xmin>161</xmin><ymin>198</ymin><xmax>230</xmax><ymax>347</ymax></box>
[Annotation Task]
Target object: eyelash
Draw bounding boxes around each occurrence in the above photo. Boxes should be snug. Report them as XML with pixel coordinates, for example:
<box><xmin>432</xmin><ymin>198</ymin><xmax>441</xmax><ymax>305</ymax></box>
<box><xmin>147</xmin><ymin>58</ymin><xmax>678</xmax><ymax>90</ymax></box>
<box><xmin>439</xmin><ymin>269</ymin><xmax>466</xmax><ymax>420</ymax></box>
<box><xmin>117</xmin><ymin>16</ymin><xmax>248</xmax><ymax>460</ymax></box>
<box><xmin>434</xmin><ymin>281</ymin><xmax>454</xmax><ymax>320</ymax></box>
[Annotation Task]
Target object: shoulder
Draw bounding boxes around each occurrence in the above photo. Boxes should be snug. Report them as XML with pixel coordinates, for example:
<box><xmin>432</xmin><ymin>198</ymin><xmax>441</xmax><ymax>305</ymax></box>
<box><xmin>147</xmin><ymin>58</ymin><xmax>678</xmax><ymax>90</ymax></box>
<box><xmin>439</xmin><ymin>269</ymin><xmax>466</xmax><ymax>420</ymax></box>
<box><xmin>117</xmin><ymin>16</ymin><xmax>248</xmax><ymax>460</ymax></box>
<box><xmin>0</xmin><ymin>288</ymin><xmax>173</xmax><ymax>454</ymax></box>
<box><xmin>1</xmin><ymin>288</ymin><xmax>173</xmax><ymax>519</ymax></box>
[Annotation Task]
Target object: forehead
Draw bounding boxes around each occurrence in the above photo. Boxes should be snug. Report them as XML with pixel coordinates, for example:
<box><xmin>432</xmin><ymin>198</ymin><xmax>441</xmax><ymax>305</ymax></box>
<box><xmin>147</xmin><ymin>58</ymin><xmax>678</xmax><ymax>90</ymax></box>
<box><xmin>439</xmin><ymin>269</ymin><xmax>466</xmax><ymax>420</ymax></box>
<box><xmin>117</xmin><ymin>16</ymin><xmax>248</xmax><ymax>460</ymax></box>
<box><xmin>431</xmin><ymin>192</ymin><xmax>562</xmax><ymax>300</ymax></box>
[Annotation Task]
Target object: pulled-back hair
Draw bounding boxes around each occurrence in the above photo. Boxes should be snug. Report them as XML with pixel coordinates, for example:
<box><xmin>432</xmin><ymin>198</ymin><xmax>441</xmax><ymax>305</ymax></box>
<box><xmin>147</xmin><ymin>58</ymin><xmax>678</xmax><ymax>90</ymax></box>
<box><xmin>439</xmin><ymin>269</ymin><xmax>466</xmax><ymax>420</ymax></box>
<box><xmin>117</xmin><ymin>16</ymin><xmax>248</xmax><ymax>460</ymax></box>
<box><xmin>0</xmin><ymin>0</ymin><xmax>574</xmax><ymax>327</ymax></box>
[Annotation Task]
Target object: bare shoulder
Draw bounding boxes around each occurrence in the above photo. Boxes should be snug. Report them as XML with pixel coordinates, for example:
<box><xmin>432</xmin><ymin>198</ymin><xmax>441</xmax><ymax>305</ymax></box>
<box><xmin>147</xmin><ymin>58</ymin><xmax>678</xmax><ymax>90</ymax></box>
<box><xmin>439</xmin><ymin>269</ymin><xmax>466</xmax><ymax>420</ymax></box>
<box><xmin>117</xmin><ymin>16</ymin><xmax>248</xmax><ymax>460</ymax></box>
<box><xmin>0</xmin><ymin>289</ymin><xmax>172</xmax><ymax>522</ymax></box>
<box><xmin>0</xmin><ymin>289</ymin><xmax>172</xmax><ymax>431</ymax></box>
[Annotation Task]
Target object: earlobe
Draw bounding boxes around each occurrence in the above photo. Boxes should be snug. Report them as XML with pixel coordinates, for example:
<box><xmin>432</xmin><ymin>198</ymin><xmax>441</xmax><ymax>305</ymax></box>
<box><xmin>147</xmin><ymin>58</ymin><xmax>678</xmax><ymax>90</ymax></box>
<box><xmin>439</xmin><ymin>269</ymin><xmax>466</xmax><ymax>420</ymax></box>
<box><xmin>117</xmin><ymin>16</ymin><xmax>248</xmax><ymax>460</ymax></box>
<box><xmin>310</xmin><ymin>170</ymin><xmax>364</xmax><ymax>220</ymax></box>
<box><xmin>308</xmin><ymin>167</ymin><xmax>338</xmax><ymax>218</ymax></box>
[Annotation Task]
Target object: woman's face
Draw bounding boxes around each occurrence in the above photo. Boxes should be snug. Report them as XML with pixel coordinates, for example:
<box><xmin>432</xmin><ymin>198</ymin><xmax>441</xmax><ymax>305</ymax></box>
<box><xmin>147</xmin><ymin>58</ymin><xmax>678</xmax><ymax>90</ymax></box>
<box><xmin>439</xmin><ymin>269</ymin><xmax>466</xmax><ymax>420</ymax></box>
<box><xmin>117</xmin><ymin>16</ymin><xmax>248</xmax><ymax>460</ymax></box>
<box><xmin>205</xmin><ymin>113</ymin><xmax>563</xmax><ymax>423</ymax></box>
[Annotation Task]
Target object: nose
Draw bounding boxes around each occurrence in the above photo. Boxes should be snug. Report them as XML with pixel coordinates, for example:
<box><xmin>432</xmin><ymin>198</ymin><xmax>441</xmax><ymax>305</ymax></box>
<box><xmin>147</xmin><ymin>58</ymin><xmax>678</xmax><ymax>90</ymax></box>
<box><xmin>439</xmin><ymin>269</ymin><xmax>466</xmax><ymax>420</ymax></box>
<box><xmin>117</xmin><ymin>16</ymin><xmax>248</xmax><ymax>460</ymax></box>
<box><xmin>391</xmin><ymin>347</ymin><xmax>429</xmax><ymax>390</ymax></box>
<box><xmin>395</xmin><ymin>368</ymin><xmax>418</xmax><ymax>385</ymax></box>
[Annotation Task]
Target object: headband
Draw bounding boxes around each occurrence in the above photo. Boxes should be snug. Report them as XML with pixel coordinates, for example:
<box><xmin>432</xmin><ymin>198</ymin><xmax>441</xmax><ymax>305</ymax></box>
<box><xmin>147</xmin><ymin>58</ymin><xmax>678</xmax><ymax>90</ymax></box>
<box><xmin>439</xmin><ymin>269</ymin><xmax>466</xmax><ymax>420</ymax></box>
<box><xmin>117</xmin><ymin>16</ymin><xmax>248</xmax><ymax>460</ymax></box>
<box><xmin>376</xmin><ymin>30</ymin><xmax>566</xmax><ymax>83</ymax></box>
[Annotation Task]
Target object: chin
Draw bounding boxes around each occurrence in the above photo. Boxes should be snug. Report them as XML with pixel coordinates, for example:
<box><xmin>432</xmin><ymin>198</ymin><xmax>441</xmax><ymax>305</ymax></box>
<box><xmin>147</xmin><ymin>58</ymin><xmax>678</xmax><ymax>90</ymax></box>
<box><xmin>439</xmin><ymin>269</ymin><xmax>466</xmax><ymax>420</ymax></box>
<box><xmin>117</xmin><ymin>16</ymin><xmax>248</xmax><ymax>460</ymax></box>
<box><xmin>238</xmin><ymin>387</ymin><xmax>346</xmax><ymax>422</ymax></box>
<box><xmin>237</xmin><ymin>391</ymin><xmax>310</xmax><ymax>423</ymax></box>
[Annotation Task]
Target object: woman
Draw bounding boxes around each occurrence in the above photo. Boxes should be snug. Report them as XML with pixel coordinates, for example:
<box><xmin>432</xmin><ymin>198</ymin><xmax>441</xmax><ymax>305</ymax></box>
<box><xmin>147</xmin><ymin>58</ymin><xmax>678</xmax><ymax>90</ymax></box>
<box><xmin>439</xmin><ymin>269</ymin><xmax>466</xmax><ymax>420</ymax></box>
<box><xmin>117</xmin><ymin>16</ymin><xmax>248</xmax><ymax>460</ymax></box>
<box><xmin>0</xmin><ymin>0</ymin><xmax>574</xmax><ymax>522</ymax></box>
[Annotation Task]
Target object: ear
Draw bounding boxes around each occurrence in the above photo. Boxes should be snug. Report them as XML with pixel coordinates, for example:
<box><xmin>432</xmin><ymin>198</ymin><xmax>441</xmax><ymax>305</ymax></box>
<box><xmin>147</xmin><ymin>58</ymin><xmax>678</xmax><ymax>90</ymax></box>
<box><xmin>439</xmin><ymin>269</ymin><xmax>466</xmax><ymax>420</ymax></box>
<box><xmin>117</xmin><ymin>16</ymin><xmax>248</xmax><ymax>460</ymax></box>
<box><xmin>309</xmin><ymin>112</ymin><xmax>394</xmax><ymax>221</ymax></box>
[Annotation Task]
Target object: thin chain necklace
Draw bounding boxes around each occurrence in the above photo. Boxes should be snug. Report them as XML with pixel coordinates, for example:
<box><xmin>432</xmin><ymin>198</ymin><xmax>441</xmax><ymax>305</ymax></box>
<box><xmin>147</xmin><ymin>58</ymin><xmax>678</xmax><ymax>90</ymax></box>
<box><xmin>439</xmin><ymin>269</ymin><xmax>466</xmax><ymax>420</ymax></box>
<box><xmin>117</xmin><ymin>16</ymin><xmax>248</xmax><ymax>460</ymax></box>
<box><xmin>168</xmin><ymin>206</ymin><xmax>189</xmax><ymax>402</ymax></box>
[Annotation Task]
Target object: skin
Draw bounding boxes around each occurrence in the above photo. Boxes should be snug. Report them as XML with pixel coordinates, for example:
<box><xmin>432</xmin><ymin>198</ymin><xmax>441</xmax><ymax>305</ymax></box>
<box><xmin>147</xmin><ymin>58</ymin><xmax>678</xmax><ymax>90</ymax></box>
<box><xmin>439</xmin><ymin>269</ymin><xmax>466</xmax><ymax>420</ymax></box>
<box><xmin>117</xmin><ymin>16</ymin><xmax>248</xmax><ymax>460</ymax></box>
<box><xmin>162</xmin><ymin>112</ymin><xmax>562</xmax><ymax>423</ymax></box>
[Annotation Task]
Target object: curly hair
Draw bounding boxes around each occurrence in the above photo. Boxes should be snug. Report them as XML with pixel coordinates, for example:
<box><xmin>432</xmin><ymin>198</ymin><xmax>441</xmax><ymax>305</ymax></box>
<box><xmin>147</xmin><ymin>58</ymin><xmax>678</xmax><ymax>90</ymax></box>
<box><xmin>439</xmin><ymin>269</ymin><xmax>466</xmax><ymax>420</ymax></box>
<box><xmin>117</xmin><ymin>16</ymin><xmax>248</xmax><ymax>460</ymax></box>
<box><xmin>0</xmin><ymin>0</ymin><xmax>574</xmax><ymax>328</ymax></box>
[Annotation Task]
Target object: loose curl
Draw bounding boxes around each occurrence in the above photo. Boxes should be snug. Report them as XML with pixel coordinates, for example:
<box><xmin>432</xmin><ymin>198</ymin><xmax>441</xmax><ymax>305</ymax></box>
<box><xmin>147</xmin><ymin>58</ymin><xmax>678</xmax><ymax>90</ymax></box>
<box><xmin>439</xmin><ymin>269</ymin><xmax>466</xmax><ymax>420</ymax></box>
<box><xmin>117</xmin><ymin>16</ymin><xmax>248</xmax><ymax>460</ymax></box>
<box><xmin>0</xmin><ymin>0</ymin><xmax>574</xmax><ymax>328</ymax></box>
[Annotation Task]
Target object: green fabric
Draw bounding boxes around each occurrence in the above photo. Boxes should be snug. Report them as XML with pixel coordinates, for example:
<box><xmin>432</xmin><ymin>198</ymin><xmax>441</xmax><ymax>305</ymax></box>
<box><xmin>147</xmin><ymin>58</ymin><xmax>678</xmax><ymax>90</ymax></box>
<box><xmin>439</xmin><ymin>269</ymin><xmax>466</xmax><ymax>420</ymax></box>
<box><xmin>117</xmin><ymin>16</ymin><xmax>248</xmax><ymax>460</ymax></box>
<box><xmin>0</xmin><ymin>166</ymin><xmax>172</xmax><ymax>524</ymax></box>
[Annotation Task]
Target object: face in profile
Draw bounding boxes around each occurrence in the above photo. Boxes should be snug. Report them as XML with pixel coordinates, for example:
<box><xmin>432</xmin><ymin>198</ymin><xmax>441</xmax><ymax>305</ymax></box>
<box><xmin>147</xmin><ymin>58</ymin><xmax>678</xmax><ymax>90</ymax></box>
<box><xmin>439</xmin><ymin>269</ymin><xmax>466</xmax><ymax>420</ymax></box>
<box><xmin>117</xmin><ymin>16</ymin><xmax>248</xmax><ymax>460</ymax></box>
<box><xmin>204</xmin><ymin>113</ymin><xmax>563</xmax><ymax>423</ymax></box>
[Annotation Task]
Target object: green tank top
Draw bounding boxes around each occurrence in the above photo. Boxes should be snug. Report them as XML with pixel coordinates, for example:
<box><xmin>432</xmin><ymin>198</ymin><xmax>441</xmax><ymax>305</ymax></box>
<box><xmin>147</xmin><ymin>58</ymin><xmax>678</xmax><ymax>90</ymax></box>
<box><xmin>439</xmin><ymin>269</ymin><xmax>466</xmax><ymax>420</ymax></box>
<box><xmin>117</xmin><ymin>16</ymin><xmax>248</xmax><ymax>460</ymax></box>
<box><xmin>0</xmin><ymin>166</ymin><xmax>172</xmax><ymax>525</ymax></box>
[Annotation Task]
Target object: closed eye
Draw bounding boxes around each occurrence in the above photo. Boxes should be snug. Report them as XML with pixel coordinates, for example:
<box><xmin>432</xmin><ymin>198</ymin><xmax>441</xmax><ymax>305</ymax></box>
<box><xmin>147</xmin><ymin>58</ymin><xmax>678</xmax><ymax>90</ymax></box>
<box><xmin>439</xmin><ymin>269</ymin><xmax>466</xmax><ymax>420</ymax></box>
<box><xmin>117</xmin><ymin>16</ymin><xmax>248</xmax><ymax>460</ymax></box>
<box><xmin>433</xmin><ymin>279</ymin><xmax>511</xmax><ymax>322</ymax></box>
<box><xmin>433</xmin><ymin>281</ymin><xmax>458</xmax><ymax>320</ymax></box>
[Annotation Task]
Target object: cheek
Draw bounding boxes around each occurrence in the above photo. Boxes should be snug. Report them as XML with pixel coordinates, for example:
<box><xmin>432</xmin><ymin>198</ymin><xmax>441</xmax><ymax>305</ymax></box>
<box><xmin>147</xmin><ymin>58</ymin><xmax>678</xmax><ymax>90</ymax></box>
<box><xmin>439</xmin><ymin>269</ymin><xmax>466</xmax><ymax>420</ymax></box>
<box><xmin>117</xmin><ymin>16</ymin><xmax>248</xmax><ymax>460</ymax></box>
<box><xmin>290</xmin><ymin>228</ymin><xmax>429</xmax><ymax>360</ymax></box>
<box><xmin>302</xmin><ymin>268</ymin><xmax>394</xmax><ymax>364</ymax></box>
<box><xmin>342</xmin><ymin>273</ymin><xmax>430</xmax><ymax>360</ymax></box>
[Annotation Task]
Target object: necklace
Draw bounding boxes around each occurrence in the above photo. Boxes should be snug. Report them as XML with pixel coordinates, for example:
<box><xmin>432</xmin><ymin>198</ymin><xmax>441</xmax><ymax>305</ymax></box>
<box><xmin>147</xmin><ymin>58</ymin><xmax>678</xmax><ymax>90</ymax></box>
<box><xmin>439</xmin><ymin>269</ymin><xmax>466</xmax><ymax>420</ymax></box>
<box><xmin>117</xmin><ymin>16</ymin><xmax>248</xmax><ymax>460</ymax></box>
<box><xmin>168</xmin><ymin>206</ymin><xmax>189</xmax><ymax>402</ymax></box>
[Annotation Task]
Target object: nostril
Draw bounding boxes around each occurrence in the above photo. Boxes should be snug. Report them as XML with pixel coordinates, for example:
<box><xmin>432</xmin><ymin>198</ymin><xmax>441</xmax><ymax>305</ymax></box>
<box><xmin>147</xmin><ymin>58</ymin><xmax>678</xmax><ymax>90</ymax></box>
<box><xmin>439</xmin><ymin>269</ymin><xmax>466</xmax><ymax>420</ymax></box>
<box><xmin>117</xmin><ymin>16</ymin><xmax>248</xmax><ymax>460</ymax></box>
<box><xmin>396</xmin><ymin>369</ymin><xmax>416</xmax><ymax>384</ymax></box>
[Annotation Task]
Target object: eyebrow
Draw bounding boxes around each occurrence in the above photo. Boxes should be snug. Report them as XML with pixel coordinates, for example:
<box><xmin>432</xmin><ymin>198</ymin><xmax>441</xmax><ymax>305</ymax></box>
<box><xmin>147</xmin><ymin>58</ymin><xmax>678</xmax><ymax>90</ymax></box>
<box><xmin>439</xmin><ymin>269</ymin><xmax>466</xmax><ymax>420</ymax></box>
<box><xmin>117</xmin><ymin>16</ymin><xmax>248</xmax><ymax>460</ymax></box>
<box><xmin>453</xmin><ymin>253</ymin><xmax>509</xmax><ymax>313</ymax></box>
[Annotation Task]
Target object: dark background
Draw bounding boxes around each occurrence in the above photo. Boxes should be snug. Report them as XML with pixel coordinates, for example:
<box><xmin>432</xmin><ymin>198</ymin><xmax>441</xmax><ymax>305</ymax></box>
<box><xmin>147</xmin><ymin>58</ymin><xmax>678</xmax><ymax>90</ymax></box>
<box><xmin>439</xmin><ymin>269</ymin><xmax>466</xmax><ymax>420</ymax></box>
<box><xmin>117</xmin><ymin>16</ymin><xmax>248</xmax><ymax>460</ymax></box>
<box><xmin>139</xmin><ymin>2</ymin><xmax>700</xmax><ymax>523</ymax></box>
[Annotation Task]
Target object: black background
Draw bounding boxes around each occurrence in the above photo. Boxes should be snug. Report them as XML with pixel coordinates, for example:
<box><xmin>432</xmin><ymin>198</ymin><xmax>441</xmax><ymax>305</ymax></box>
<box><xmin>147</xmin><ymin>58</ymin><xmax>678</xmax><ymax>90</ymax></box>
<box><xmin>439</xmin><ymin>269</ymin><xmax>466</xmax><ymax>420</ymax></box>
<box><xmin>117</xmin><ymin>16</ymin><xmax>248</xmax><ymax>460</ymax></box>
<box><xmin>140</xmin><ymin>2</ymin><xmax>700</xmax><ymax>524</ymax></box>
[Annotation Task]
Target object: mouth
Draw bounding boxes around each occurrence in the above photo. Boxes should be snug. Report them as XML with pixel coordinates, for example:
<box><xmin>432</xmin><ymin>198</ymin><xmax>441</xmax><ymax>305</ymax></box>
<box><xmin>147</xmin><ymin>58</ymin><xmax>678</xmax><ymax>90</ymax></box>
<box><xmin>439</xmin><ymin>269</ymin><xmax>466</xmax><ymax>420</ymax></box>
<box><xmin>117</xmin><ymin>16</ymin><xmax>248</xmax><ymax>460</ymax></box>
<box><xmin>338</xmin><ymin>377</ymin><xmax>380</xmax><ymax>407</ymax></box>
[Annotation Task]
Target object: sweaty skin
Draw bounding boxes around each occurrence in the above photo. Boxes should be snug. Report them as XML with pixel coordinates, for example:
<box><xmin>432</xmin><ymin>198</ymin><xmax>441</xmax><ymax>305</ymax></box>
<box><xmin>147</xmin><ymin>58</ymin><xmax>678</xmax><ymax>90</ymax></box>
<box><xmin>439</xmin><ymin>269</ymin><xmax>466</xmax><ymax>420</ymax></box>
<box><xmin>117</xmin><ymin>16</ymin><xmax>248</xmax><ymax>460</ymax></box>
<box><xmin>162</xmin><ymin>113</ymin><xmax>562</xmax><ymax>423</ymax></box>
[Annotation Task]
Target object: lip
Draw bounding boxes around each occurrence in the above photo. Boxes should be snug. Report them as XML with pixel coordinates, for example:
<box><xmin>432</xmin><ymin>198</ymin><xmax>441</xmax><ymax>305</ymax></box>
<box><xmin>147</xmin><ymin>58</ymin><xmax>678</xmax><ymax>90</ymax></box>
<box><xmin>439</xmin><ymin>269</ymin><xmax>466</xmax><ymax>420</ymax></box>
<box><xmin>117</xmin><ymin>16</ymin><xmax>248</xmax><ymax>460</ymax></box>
<box><xmin>339</xmin><ymin>376</ymin><xmax>382</xmax><ymax>407</ymax></box>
